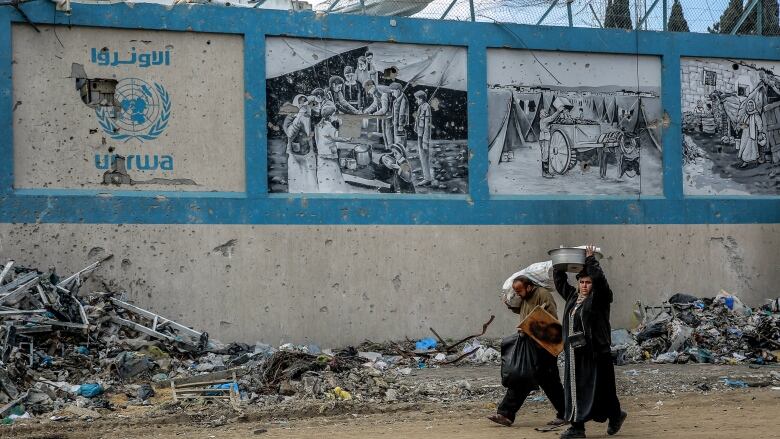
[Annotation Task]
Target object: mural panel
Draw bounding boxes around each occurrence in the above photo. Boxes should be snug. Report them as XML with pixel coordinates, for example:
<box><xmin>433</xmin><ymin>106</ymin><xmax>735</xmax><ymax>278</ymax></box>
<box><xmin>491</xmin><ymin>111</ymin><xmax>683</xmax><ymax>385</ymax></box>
<box><xmin>487</xmin><ymin>49</ymin><xmax>663</xmax><ymax>196</ymax></box>
<box><xmin>681</xmin><ymin>58</ymin><xmax>780</xmax><ymax>195</ymax></box>
<box><xmin>12</xmin><ymin>25</ymin><xmax>246</xmax><ymax>191</ymax></box>
<box><xmin>266</xmin><ymin>38</ymin><xmax>468</xmax><ymax>194</ymax></box>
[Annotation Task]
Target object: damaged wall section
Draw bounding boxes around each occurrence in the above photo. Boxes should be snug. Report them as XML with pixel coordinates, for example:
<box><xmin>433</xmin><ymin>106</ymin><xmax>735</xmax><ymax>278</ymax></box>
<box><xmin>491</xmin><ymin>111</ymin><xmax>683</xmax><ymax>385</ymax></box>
<box><xmin>11</xmin><ymin>24</ymin><xmax>246</xmax><ymax>192</ymax></box>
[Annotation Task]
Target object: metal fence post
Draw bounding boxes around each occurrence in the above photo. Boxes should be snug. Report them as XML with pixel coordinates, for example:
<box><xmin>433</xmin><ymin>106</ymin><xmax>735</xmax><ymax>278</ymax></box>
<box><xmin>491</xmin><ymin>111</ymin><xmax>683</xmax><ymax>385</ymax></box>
<box><xmin>566</xmin><ymin>0</ymin><xmax>573</xmax><ymax>27</ymax></box>
<box><xmin>536</xmin><ymin>0</ymin><xmax>560</xmax><ymax>26</ymax></box>
<box><xmin>469</xmin><ymin>0</ymin><xmax>475</xmax><ymax>22</ymax></box>
<box><xmin>440</xmin><ymin>0</ymin><xmax>459</xmax><ymax>20</ymax></box>
<box><xmin>662</xmin><ymin>0</ymin><xmax>668</xmax><ymax>31</ymax></box>
<box><xmin>730</xmin><ymin>0</ymin><xmax>761</xmax><ymax>35</ymax></box>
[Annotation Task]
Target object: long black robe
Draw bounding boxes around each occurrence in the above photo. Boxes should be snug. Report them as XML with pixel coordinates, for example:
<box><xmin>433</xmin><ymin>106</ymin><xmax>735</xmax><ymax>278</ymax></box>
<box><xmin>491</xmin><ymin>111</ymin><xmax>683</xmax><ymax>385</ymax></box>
<box><xmin>553</xmin><ymin>256</ymin><xmax>621</xmax><ymax>424</ymax></box>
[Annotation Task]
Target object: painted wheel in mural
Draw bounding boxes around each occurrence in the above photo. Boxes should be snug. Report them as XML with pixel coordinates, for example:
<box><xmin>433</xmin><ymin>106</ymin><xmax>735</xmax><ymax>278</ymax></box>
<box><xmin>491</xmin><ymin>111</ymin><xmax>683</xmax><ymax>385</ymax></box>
<box><xmin>549</xmin><ymin>130</ymin><xmax>572</xmax><ymax>175</ymax></box>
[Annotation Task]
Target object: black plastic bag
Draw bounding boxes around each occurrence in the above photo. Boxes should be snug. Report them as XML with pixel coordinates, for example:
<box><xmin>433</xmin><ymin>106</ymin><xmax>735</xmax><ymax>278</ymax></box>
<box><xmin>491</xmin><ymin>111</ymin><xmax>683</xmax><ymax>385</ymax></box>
<box><xmin>669</xmin><ymin>293</ymin><xmax>699</xmax><ymax>304</ymax></box>
<box><xmin>501</xmin><ymin>333</ymin><xmax>538</xmax><ymax>388</ymax></box>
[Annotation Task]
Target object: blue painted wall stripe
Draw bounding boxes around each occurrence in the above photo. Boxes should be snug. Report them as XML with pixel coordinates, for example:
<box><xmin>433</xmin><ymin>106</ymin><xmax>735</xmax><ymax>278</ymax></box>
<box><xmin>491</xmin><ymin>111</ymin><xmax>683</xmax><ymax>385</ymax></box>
<box><xmin>245</xmin><ymin>33</ymin><xmax>266</xmax><ymax>196</ymax></box>
<box><xmin>0</xmin><ymin>2</ymin><xmax>778</xmax><ymax>226</ymax></box>
<box><xmin>0</xmin><ymin>8</ymin><xmax>12</xmax><ymax>196</ymax></box>
<box><xmin>661</xmin><ymin>53</ymin><xmax>682</xmax><ymax>200</ymax></box>
<box><xmin>467</xmin><ymin>43</ymin><xmax>487</xmax><ymax>201</ymax></box>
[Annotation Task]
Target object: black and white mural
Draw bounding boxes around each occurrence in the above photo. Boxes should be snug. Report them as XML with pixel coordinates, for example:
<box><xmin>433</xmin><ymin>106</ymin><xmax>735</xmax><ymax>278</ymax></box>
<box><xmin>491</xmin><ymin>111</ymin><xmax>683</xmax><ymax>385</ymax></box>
<box><xmin>266</xmin><ymin>38</ymin><xmax>468</xmax><ymax>194</ymax></box>
<box><xmin>681</xmin><ymin>58</ymin><xmax>780</xmax><ymax>195</ymax></box>
<box><xmin>487</xmin><ymin>50</ymin><xmax>663</xmax><ymax>196</ymax></box>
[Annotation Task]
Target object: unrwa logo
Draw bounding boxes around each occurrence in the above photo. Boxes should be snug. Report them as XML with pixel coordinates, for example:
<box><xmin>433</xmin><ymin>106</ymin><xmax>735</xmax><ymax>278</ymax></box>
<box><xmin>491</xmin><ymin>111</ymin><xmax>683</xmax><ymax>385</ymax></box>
<box><xmin>96</xmin><ymin>78</ymin><xmax>171</xmax><ymax>142</ymax></box>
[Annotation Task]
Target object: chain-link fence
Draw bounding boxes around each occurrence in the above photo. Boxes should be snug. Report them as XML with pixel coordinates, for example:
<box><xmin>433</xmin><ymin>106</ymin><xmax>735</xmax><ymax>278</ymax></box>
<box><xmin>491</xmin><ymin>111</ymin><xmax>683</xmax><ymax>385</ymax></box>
<box><xmin>311</xmin><ymin>0</ymin><xmax>780</xmax><ymax>35</ymax></box>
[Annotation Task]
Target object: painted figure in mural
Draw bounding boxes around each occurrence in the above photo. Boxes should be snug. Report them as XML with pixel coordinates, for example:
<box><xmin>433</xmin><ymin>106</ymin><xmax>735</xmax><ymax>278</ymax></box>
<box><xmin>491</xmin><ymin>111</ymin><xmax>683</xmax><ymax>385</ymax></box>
<box><xmin>364</xmin><ymin>51</ymin><xmax>380</xmax><ymax>84</ymax></box>
<box><xmin>709</xmin><ymin>90</ymin><xmax>739</xmax><ymax>145</ymax></box>
<box><xmin>554</xmin><ymin>246</ymin><xmax>627</xmax><ymax>439</ymax></box>
<box><xmin>389</xmin><ymin>82</ymin><xmax>410</xmax><ymax>149</ymax></box>
<box><xmin>327</xmin><ymin>76</ymin><xmax>360</xmax><ymax>115</ymax></box>
<box><xmin>692</xmin><ymin>100</ymin><xmax>707</xmax><ymax>132</ymax></box>
<box><xmin>414</xmin><ymin>90</ymin><xmax>433</xmax><ymax>186</ymax></box>
<box><xmin>618</xmin><ymin>110</ymin><xmax>631</xmax><ymax>131</ymax></box>
<box><xmin>619</xmin><ymin>110</ymin><xmax>632</xmax><ymax>133</ymax></box>
<box><xmin>693</xmin><ymin>100</ymin><xmax>706</xmax><ymax>115</ymax></box>
<box><xmin>309</xmin><ymin>88</ymin><xmax>326</xmax><ymax>122</ymax></box>
<box><xmin>539</xmin><ymin>107</ymin><xmax>565</xmax><ymax>178</ymax></box>
<box><xmin>487</xmin><ymin>275</ymin><xmax>567</xmax><ymax>430</ymax></box>
<box><xmin>355</xmin><ymin>56</ymin><xmax>373</xmax><ymax>95</ymax></box>
<box><xmin>363</xmin><ymin>80</ymin><xmax>392</xmax><ymax>148</ymax></box>
<box><xmin>378</xmin><ymin>144</ymin><xmax>416</xmax><ymax>193</ymax></box>
<box><xmin>737</xmin><ymin>99</ymin><xmax>765</xmax><ymax>168</ymax></box>
<box><xmin>343</xmin><ymin>66</ymin><xmax>363</xmax><ymax>112</ymax></box>
<box><xmin>314</xmin><ymin>104</ymin><xmax>351</xmax><ymax>192</ymax></box>
<box><xmin>283</xmin><ymin>95</ymin><xmax>318</xmax><ymax>193</ymax></box>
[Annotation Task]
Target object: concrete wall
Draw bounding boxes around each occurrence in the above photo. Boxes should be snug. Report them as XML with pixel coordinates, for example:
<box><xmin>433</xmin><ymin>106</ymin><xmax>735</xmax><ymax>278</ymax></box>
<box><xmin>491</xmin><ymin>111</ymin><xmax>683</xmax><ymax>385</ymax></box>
<box><xmin>1</xmin><ymin>5</ymin><xmax>780</xmax><ymax>347</ymax></box>
<box><xmin>1</xmin><ymin>223</ymin><xmax>776</xmax><ymax>346</ymax></box>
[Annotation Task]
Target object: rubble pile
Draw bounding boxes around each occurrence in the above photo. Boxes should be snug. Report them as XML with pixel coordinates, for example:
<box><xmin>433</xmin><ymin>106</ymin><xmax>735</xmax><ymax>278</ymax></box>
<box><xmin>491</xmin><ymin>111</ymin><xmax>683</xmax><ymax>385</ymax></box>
<box><xmin>0</xmin><ymin>257</ymin><xmax>501</xmax><ymax>423</ymax></box>
<box><xmin>611</xmin><ymin>291</ymin><xmax>780</xmax><ymax>365</ymax></box>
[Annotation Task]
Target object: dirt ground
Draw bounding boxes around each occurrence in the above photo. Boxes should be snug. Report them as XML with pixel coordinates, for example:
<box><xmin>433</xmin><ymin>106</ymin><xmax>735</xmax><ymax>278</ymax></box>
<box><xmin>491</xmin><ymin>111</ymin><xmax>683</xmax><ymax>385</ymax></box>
<box><xmin>3</xmin><ymin>364</ymin><xmax>779</xmax><ymax>439</ymax></box>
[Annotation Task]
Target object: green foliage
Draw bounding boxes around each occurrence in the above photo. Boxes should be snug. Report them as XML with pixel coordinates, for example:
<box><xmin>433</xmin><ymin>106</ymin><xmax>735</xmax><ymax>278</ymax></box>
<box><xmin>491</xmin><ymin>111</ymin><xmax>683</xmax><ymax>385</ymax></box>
<box><xmin>667</xmin><ymin>0</ymin><xmax>690</xmax><ymax>32</ymax></box>
<box><xmin>709</xmin><ymin>0</ymin><xmax>780</xmax><ymax>35</ymax></box>
<box><xmin>604</xmin><ymin>0</ymin><xmax>633</xmax><ymax>29</ymax></box>
<box><xmin>713</xmin><ymin>0</ymin><xmax>744</xmax><ymax>34</ymax></box>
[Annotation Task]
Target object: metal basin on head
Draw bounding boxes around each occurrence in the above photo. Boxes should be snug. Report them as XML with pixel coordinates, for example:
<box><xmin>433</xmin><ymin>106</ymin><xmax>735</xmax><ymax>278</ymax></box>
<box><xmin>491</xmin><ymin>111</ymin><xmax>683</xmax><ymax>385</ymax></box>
<box><xmin>548</xmin><ymin>247</ymin><xmax>603</xmax><ymax>273</ymax></box>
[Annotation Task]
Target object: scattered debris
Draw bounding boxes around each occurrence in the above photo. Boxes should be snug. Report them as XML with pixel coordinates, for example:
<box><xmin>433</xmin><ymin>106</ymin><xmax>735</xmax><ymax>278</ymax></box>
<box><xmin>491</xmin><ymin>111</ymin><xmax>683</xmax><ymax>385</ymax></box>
<box><xmin>612</xmin><ymin>291</ymin><xmax>780</xmax><ymax>365</ymax></box>
<box><xmin>0</xmin><ymin>256</ymin><xmax>503</xmax><ymax>424</ymax></box>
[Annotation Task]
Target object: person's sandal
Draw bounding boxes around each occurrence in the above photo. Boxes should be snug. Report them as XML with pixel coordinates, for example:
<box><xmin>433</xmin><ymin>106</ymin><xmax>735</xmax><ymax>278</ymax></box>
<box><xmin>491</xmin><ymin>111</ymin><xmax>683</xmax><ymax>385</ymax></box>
<box><xmin>607</xmin><ymin>410</ymin><xmax>627</xmax><ymax>435</ymax></box>
<box><xmin>486</xmin><ymin>413</ymin><xmax>513</xmax><ymax>426</ymax></box>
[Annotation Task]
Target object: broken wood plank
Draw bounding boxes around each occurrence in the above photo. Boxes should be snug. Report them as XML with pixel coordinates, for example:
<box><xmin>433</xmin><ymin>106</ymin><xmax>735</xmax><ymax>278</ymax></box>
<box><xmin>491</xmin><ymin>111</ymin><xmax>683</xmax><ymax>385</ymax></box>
<box><xmin>174</xmin><ymin>388</ymin><xmax>233</xmax><ymax>393</ymax></box>
<box><xmin>176</xmin><ymin>379</ymin><xmax>236</xmax><ymax>389</ymax></box>
<box><xmin>162</xmin><ymin>369</ymin><xmax>242</xmax><ymax>388</ymax></box>
<box><xmin>428</xmin><ymin>314</ymin><xmax>495</xmax><ymax>353</ymax></box>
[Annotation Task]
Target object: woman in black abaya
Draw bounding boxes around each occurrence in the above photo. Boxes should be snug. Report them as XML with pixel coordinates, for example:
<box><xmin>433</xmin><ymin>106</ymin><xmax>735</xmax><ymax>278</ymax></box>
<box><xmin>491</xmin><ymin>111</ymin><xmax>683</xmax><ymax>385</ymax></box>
<box><xmin>553</xmin><ymin>245</ymin><xmax>627</xmax><ymax>439</ymax></box>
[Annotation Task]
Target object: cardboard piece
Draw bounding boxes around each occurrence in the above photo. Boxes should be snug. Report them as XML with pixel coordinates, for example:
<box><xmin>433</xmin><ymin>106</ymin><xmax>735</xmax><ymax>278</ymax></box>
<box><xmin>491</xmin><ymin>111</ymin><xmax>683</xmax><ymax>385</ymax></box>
<box><xmin>518</xmin><ymin>305</ymin><xmax>564</xmax><ymax>357</ymax></box>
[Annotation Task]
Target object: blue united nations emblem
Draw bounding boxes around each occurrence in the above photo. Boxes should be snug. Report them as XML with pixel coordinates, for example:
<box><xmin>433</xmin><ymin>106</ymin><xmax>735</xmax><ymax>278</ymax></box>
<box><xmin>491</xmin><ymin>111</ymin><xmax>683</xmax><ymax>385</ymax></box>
<box><xmin>96</xmin><ymin>78</ymin><xmax>171</xmax><ymax>142</ymax></box>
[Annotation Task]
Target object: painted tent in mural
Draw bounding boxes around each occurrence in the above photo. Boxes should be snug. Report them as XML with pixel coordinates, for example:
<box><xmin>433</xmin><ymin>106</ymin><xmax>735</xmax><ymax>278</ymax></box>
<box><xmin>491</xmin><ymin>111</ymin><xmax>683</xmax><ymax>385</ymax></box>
<box><xmin>266</xmin><ymin>38</ymin><xmax>468</xmax><ymax>195</ymax></box>
<box><xmin>681</xmin><ymin>58</ymin><xmax>780</xmax><ymax>195</ymax></box>
<box><xmin>486</xmin><ymin>49</ymin><xmax>663</xmax><ymax>196</ymax></box>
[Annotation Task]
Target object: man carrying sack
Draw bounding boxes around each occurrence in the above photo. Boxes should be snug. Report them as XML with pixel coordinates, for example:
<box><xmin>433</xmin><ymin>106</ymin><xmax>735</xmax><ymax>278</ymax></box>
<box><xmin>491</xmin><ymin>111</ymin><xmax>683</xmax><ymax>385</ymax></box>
<box><xmin>488</xmin><ymin>274</ymin><xmax>567</xmax><ymax>428</ymax></box>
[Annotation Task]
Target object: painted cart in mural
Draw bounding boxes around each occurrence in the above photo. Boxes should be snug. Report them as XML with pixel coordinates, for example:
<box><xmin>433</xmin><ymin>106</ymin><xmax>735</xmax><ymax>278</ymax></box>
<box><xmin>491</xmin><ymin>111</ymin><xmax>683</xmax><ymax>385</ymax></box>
<box><xmin>548</xmin><ymin>121</ymin><xmax>641</xmax><ymax>178</ymax></box>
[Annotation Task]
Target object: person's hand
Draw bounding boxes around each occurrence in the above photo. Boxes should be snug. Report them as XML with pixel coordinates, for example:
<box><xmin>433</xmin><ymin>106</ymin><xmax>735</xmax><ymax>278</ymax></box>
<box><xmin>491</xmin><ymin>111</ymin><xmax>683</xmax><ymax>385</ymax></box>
<box><xmin>585</xmin><ymin>245</ymin><xmax>596</xmax><ymax>258</ymax></box>
<box><xmin>502</xmin><ymin>295</ymin><xmax>510</xmax><ymax>306</ymax></box>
